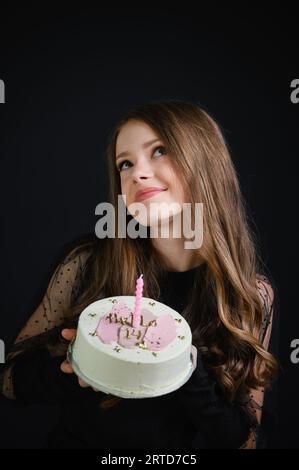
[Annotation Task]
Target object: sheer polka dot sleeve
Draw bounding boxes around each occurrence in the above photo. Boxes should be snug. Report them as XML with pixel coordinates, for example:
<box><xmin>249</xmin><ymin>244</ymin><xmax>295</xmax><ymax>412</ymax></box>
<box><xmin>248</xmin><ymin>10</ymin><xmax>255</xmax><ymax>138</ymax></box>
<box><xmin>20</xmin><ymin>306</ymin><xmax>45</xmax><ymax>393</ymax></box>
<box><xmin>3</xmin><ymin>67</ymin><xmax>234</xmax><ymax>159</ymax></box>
<box><xmin>239</xmin><ymin>274</ymin><xmax>277</xmax><ymax>449</ymax></box>
<box><xmin>0</xmin><ymin>246</ymin><xmax>93</xmax><ymax>399</ymax></box>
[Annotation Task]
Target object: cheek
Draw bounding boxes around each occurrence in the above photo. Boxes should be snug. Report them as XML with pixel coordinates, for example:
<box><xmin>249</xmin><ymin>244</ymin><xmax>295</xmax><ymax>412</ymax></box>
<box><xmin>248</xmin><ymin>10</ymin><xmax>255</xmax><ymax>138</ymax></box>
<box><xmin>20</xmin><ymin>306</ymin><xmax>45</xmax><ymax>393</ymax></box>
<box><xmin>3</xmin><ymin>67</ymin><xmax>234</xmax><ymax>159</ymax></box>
<box><xmin>119</xmin><ymin>178</ymin><xmax>127</xmax><ymax>195</ymax></box>
<box><xmin>120</xmin><ymin>180</ymin><xmax>133</xmax><ymax>207</ymax></box>
<box><xmin>165</xmin><ymin>167</ymin><xmax>185</xmax><ymax>194</ymax></box>
<box><xmin>167</xmin><ymin>178</ymin><xmax>186</xmax><ymax>204</ymax></box>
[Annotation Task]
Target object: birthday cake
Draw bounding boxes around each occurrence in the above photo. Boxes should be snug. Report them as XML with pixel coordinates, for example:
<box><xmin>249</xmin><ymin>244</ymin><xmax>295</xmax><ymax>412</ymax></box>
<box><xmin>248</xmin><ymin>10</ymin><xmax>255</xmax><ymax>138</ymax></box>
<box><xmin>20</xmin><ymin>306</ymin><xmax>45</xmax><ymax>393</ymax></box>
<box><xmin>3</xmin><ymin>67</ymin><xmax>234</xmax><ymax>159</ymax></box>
<box><xmin>68</xmin><ymin>296</ymin><xmax>194</xmax><ymax>398</ymax></box>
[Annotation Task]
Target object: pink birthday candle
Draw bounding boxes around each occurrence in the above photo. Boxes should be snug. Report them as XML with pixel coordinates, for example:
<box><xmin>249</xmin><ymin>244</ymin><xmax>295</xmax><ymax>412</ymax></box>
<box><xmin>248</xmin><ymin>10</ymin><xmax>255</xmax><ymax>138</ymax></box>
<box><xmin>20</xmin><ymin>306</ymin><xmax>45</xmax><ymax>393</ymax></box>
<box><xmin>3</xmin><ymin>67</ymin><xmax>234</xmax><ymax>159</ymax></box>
<box><xmin>133</xmin><ymin>274</ymin><xmax>144</xmax><ymax>328</ymax></box>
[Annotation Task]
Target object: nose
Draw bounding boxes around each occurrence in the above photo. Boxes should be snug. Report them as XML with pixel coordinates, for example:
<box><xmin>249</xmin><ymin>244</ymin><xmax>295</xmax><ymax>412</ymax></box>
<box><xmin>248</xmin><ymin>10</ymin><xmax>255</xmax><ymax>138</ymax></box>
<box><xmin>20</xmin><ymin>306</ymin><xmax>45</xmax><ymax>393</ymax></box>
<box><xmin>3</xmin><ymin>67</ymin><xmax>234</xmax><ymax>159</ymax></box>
<box><xmin>131</xmin><ymin>159</ymin><xmax>154</xmax><ymax>182</ymax></box>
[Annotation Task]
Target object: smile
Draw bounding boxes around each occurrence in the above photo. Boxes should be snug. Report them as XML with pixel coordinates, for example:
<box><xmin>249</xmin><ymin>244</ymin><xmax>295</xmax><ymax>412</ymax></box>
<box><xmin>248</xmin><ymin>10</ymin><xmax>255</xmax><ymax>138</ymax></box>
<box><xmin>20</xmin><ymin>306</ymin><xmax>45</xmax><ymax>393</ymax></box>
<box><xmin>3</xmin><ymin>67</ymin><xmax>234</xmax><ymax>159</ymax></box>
<box><xmin>135</xmin><ymin>189</ymin><xmax>167</xmax><ymax>202</ymax></box>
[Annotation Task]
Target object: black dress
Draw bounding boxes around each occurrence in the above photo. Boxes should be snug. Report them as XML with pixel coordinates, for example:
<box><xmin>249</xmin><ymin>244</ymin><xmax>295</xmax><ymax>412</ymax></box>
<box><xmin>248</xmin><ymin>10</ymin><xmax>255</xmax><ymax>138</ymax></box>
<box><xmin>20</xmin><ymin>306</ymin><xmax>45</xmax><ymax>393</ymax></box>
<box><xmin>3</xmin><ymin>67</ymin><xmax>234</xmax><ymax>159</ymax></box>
<box><xmin>0</xmin><ymin>239</ymin><xmax>279</xmax><ymax>449</ymax></box>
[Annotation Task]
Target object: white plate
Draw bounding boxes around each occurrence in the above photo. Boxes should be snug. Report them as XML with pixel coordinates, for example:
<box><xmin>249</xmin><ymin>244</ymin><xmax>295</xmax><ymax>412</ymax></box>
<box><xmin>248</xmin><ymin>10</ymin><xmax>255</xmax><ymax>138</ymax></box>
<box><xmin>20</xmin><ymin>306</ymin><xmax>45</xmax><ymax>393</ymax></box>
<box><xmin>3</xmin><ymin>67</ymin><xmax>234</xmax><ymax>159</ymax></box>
<box><xmin>67</xmin><ymin>340</ymin><xmax>195</xmax><ymax>399</ymax></box>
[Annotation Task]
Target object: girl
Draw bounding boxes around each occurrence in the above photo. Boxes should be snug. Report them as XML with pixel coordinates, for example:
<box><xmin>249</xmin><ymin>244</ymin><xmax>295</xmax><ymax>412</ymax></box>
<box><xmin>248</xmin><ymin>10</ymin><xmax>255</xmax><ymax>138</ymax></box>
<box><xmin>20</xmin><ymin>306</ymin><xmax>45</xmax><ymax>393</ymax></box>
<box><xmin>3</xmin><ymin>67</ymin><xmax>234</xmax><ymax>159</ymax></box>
<box><xmin>0</xmin><ymin>100</ymin><xmax>279</xmax><ymax>449</ymax></box>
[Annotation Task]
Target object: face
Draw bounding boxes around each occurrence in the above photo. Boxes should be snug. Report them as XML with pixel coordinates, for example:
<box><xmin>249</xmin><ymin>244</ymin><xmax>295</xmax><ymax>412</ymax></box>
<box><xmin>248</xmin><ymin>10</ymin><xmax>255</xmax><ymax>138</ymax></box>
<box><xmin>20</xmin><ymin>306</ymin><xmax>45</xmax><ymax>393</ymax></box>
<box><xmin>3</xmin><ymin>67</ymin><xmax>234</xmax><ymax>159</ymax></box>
<box><xmin>115</xmin><ymin>120</ymin><xmax>186</xmax><ymax>227</ymax></box>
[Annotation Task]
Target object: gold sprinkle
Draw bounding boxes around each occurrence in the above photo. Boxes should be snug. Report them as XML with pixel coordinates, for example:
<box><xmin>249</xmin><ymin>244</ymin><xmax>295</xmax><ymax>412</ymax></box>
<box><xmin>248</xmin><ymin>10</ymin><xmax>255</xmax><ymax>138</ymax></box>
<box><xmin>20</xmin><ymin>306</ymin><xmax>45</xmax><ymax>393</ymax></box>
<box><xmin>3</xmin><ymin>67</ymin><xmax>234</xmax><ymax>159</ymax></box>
<box><xmin>178</xmin><ymin>335</ymin><xmax>185</xmax><ymax>340</ymax></box>
<box><xmin>149</xmin><ymin>301</ymin><xmax>156</xmax><ymax>306</ymax></box>
<box><xmin>113</xmin><ymin>346</ymin><xmax>121</xmax><ymax>353</ymax></box>
<box><xmin>89</xmin><ymin>330</ymin><xmax>97</xmax><ymax>336</ymax></box>
<box><xmin>152</xmin><ymin>352</ymin><xmax>158</xmax><ymax>357</ymax></box>
<box><xmin>111</xmin><ymin>299</ymin><xmax>117</xmax><ymax>303</ymax></box>
<box><xmin>175</xmin><ymin>318</ymin><xmax>182</xmax><ymax>323</ymax></box>
<box><xmin>88</xmin><ymin>313</ymin><xmax>96</xmax><ymax>317</ymax></box>
<box><xmin>138</xmin><ymin>341</ymin><xmax>148</xmax><ymax>349</ymax></box>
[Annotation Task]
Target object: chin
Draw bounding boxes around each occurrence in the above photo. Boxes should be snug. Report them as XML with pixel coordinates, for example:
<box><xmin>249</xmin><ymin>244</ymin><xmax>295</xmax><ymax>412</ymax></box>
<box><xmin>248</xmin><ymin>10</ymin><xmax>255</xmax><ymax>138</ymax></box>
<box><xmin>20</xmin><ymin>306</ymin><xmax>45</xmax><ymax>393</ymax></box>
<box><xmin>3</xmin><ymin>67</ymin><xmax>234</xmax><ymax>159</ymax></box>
<box><xmin>127</xmin><ymin>201</ymin><xmax>184</xmax><ymax>229</ymax></box>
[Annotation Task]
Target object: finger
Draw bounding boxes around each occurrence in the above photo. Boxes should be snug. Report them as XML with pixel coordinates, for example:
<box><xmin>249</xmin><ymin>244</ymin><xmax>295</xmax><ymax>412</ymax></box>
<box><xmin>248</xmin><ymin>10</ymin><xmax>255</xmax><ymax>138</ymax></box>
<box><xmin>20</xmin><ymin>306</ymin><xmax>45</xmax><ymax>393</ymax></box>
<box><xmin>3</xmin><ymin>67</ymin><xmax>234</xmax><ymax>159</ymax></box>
<box><xmin>61</xmin><ymin>328</ymin><xmax>77</xmax><ymax>341</ymax></box>
<box><xmin>60</xmin><ymin>360</ymin><xmax>74</xmax><ymax>374</ymax></box>
<box><xmin>78</xmin><ymin>377</ymin><xmax>90</xmax><ymax>388</ymax></box>
<box><xmin>191</xmin><ymin>345</ymin><xmax>198</xmax><ymax>369</ymax></box>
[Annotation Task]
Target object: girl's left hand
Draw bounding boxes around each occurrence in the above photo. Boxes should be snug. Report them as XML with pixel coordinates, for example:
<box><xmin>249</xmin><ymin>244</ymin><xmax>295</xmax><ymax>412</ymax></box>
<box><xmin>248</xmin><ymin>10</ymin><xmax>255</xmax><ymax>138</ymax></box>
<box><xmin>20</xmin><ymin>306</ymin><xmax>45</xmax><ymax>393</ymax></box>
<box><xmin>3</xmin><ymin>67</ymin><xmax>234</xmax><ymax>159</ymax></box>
<box><xmin>191</xmin><ymin>345</ymin><xmax>198</xmax><ymax>370</ymax></box>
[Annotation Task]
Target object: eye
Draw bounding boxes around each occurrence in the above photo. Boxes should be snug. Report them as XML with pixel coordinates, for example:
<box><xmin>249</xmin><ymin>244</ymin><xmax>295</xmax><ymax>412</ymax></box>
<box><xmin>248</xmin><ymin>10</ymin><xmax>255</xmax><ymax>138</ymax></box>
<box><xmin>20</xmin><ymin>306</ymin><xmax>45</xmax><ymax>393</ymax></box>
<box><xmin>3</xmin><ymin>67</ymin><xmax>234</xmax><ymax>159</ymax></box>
<box><xmin>153</xmin><ymin>145</ymin><xmax>166</xmax><ymax>158</ymax></box>
<box><xmin>116</xmin><ymin>145</ymin><xmax>166</xmax><ymax>172</ymax></box>
<box><xmin>117</xmin><ymin>160</ymin><xmax>131</xmax><ymax>172</ymax></box>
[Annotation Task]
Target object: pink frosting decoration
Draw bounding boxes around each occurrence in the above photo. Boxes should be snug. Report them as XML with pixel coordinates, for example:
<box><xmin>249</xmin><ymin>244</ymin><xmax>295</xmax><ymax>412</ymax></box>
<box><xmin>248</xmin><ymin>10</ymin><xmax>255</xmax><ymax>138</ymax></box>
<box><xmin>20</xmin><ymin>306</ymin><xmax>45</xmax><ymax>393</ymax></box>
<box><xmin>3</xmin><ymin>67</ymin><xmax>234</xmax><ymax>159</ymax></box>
<box><xmin>143</xmin><ymin>314</ymin><xmax>177</xmax><ymax>351</ymax></box>
<box><xmin>96</xmin><ymin>300</ymin><xmax>178</xmax><ymax>351</ymax></box>
<box><xmin>96</xmin><ymin>300</ymin><xmax>132</xmax><ymax>343</ymax></box>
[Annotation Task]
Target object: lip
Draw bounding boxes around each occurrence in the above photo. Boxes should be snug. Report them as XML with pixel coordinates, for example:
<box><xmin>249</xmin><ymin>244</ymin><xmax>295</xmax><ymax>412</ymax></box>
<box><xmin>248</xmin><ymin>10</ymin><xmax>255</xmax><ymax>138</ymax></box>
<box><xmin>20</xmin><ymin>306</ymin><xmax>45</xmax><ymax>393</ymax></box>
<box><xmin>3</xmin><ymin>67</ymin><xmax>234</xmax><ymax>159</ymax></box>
<box><xmin>135</xmin><ymin>187</ymin><xmax>167</xmax><ymax>202</ymax></box>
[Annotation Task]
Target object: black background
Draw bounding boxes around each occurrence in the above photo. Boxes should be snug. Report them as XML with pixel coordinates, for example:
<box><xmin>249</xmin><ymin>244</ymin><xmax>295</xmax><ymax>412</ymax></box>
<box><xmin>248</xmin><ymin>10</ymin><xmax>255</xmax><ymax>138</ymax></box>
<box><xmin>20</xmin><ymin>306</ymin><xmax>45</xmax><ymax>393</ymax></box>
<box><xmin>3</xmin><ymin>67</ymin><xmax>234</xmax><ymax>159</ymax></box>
<box><xmin>0</xmin><ymin>5</ymin><xmax>298</xmax><ymax>448</ymax></box>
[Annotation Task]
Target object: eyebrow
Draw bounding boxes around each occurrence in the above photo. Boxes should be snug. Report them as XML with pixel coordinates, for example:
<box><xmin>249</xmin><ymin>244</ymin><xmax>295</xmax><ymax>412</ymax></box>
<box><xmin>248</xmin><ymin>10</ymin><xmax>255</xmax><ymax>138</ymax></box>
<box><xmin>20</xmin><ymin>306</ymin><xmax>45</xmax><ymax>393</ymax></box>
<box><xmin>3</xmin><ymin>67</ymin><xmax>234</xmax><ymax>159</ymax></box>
<box><xmin>116</xmin><ymin>138</ymin><xmax>161</xmax><ymax>161</ymax></box>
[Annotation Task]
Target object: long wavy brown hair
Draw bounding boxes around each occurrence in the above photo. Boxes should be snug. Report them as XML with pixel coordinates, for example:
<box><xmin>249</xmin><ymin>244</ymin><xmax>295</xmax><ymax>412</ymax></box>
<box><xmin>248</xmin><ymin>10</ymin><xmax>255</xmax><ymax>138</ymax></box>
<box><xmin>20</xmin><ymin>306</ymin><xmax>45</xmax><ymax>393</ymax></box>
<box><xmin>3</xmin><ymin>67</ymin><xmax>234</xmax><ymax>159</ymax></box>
<box><xmin>64</xmin><ymin>99</ymin><xmax>277</xmax><ymax>410</ymax></box>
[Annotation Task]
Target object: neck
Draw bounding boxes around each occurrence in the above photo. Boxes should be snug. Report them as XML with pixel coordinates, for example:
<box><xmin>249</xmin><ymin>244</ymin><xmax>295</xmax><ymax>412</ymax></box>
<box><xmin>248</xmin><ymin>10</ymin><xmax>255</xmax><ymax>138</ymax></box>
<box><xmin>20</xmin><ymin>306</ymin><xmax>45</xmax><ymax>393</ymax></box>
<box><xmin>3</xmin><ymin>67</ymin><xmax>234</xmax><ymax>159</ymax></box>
<box><xmin>151</xmin><ymin>236</ymin><xmax>202</xmax><ymax>272</ymax></box>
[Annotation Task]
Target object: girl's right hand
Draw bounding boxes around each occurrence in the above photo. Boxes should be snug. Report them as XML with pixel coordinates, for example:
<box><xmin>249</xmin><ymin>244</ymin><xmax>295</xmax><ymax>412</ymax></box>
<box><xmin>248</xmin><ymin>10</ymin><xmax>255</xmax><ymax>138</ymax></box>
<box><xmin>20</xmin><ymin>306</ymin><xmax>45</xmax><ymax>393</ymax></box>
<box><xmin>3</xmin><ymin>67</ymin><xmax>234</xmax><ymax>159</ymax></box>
<box><xmin>60</xmin><ymin>328</ymin><xmax>101</xmax><ymax>392</ymax></box>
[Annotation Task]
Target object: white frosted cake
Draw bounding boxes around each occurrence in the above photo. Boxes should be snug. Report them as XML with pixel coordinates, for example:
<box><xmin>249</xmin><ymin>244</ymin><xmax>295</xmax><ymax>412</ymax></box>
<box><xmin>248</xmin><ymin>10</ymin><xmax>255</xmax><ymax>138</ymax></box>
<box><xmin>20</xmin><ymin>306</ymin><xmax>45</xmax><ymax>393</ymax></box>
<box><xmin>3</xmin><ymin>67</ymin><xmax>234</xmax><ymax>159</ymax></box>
<box><xmin>68</xmin><ymin>296</ymin><xmax>194</xmax><ymax>398</ymax></box>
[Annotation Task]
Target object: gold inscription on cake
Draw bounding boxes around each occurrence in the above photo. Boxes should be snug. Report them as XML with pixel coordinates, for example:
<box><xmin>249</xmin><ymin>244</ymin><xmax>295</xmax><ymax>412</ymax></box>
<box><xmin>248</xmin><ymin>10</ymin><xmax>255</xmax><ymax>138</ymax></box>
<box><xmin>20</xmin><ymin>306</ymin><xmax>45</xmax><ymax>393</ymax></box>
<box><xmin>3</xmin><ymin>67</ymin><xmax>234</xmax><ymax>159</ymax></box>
<box><xmin>107</xmin><ymin>312</ymin><xmax>123</xmax><ymax>324</ymax></box>
<box><xmin>106</xmin><ymin>312</ymin><xmax>156</xmax><ymax>328</ymax></box>
<box><xmin>137</xmin><ymin>330</ymin><xmax>142</xmax><ymax>340</ymax></box>
<box><xmin>129</xmin><ymin>329</ymin><xmax>144</xmax><ymax>340</ymax></box>
<box><xmin>122</xmin><ymin>327</ymin><xmax>148</xmax><ymax>340</ymax></box>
